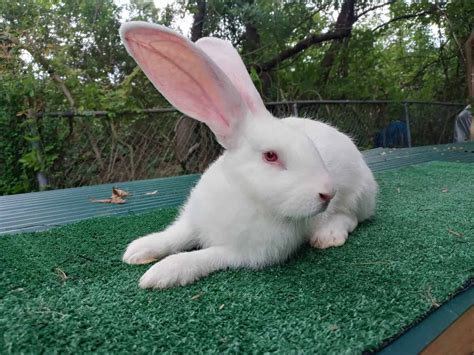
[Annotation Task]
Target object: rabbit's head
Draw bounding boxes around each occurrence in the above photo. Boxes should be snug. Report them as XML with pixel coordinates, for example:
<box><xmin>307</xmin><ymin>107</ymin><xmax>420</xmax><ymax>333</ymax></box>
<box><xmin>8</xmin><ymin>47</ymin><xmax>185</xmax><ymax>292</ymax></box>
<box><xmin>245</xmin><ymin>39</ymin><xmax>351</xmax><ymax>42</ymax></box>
<box><xmin>120</xmin><ymin>22</ymin><xmax>334</xmax><ymax>218</ymax></box>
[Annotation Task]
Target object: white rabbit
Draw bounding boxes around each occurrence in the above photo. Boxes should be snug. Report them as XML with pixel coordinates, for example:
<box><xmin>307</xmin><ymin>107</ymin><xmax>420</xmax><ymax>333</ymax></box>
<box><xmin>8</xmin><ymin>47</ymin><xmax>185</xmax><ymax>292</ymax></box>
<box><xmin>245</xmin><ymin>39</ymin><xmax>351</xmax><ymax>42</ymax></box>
<box><xmin>120</xmin><ymin>22</ymin><xmax>377</xmax><ymax>289</ymax></box>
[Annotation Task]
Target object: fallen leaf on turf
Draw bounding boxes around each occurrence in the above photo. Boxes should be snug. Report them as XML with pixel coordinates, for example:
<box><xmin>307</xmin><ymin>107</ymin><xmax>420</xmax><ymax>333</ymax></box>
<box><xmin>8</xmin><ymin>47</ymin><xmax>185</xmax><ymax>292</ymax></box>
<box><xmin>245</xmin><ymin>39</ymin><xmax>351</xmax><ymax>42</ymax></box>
<box><xmin>54</xmin><ymin>267</ymin><xmax>68</xmax><ymax>281</ymax></box>
<box><xmin>424</xmin><ymin>286</ymin><xmax>440</xmax><ymax>308</ymax></box>
<box><xmin>219</xmin><ymin>304</ymin><xmax>225</xmax><ymax>310</ymax></box>
<box><xmin>447</xmin><ymin>229</ymin><xmax>463</xmax><ymax>238</ymax></box>
<box><xmin>441</xmin><ymin>187</ymin><xmax>449</xmax><ymax>193</ymax></box>
<box><xmin>191</xmin><ymin>293</ymin><xmax>203</xmax><ymax>300</ymax></box>
<box><xmin>145</xmin><ymin>190</ymin><xmax>158</xmax><ymax>196</ymax></box>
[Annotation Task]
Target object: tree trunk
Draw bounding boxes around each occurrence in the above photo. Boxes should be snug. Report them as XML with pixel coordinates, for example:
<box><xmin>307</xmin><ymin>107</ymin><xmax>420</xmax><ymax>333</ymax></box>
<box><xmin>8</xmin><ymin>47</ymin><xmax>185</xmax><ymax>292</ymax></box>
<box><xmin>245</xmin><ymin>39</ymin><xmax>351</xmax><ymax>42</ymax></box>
<box><xmin>190</xmin><ymin>0</ymin><xmax>206</xmax><ymax>42</ymax></box>
<box><xmin>318</xmin><ymin>0</ymin><xmax>356</xmax><ymax>87</ymax></box>
<box><xmin>243</xmin><ymin>20</ymin><xmax>273</xmax><ymax>99</ymax></box>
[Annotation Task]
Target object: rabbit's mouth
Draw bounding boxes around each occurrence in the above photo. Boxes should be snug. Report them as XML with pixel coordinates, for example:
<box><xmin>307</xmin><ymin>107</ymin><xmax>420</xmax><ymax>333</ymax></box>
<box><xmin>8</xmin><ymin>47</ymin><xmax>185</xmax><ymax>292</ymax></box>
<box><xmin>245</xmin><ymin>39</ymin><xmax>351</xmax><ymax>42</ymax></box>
<box><xmin>307</xmin><ymin>203</ymin><xmax>328</xmax><ymax>217</ymax></box>
<box><xmin>278</xmin><ymin>200</ymin><xmax>329</xmax><ymax>220</ymax></box>
<box><xmin>318</xmin><ymin>202</ymin><xmax>329</xmax><ymax>213</ymax></box>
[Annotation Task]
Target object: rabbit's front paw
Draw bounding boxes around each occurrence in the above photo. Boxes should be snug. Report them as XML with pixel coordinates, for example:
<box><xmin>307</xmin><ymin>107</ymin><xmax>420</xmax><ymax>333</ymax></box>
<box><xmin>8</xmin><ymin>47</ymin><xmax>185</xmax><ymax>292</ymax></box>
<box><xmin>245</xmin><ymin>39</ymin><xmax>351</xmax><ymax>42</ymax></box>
<box><xmin>310</xmin><ymin>228</ymin><xmax>348</xmax><ymax>249</ymax></box>
<box><xmin>310</xmin><ymin>213</ymin><xmax>357</xmax><ymax>249</ymax></box>
<box><xmin>123</xmin><ymin>235</ymin><xmax>165</xmax><ymax>265</ymax></box>
<box><xmin>139</xmin><ymin>254</ymin><xmax>199</xmax><ymax>289</ymax></box>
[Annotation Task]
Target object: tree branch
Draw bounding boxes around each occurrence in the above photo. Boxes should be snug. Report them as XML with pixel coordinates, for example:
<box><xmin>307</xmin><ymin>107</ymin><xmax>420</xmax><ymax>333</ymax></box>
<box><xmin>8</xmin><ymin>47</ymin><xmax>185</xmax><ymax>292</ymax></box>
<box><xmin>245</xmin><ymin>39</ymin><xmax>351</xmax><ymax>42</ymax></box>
<box><xmin>51</xmin><ymin>73</ymin><xmax>75</xmax><ymax>108</ymax></box>
<box><xmin>255</xmin><ymin>28</ymin><xmax>352</xmax><ymax>73</ymax></box>
<box><xmin>291</xmin><ymin>5</ymin><xmax>326</xmax><ymax>34</ymax></box>
<box><xmin>372</xmin><ymin>6</ymin><xmax>438</xmax><ymax>32</ymax></box>
<box><xmin>254</xmin><ymin>0</ymin><xmax>356</xmax><ymax>73</ymax></box>
<box><xmin>8</xmin><ymin>33</ymin><xmax>77</xmax><ymax>109</ymax></box>
<box><xmin>355</xmin><ymin>1</ymin><xmax>394</xmax><ymax>20</ymax></box>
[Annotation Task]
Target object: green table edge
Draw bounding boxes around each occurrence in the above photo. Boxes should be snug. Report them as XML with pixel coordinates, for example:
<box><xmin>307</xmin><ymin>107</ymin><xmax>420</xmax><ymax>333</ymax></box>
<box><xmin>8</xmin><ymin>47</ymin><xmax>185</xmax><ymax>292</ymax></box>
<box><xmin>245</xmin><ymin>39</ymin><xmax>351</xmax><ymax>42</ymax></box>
<box><xmin>376</xmin><ymin>281</ymin><xmax>473</xmax><ymax>354</ymax></box>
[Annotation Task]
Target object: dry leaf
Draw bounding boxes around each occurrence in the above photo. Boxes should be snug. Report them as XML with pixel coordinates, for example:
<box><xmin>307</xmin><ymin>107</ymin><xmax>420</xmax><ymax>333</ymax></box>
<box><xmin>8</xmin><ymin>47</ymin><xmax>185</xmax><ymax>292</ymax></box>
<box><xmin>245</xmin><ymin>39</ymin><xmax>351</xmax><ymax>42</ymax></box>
<box><xmin>424</xmin><ymin>286</ymin><xmax>440</xmax><ymax>308</ymax></box>
<box><xmin>55</xmin><ymin>267</ymin><xmax>68</xmax><ymax>281</ymax></box>
<box><xmin>111</xmin><ymin>196</ymin><xmax>126</xmax><ymax>204</ymax></box>
<box><xmin>396</xmin><ymin>187</ymin><xmax>401</xmax><ymax>193</ymax></box>
<box><xmin>112</xmin><ymin>187</ymin><xmax>129</xmax><ymax>198</ymax></box>
<box><xmin>218</xmin><ymin>304</ymin><xmax>225</xmax><ymax>310</ymax></box>
<box><xmin>448</xmin><ymin>229</ymin><xmax>463</xmax><ymax>238</ymax></box>
<box><xmin>91</xmin><ymin>197</ymin><xmax>126</xmax><ymax>204</ymax></box>
<box><xmin>441</xmin><ymin>187</ymin><xmax>449</xmax><ymax>193</ymax></box>
<box><xmin>191</xmin><ymin>293</ymin><xmax>203</xmax><ymax>300</ymax></box>
<box><xmin>91</xmin><ymin>198</ymin><xmax>112</xmax><ymax>204</ymax></box>
<box><xmin>91</xmin><ymin>187</ymin><xmax>129</xmax><ymax>204</ymax></box>
<box><xmin>145</xmin><ymin>190</ymin><xmax>159</xmax><ymax>196</ymax></box>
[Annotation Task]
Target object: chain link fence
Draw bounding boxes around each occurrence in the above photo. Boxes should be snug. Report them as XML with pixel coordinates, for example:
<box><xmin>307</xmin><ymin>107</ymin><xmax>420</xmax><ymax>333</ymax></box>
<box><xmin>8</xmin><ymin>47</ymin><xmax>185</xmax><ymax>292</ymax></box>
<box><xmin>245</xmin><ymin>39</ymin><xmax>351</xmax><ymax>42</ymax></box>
<box><xmin>35</xmin><ymin>100</ymin><xmax>465</xmax><ymax>189</ymax></box>
<box><xmin>267</xmin><ymin>100</ymin><xmax>465</xmax><ymax>149</ymax></box>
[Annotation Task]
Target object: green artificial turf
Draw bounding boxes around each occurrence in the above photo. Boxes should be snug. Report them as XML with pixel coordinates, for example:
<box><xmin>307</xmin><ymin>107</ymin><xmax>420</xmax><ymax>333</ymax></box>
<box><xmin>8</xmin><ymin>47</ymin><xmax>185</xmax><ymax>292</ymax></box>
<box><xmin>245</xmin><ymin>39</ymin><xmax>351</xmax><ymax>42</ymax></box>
<box><xmin>1</xmin><ymin>162</ymin><xmax>473</xmax><ymax>354</ymax></box>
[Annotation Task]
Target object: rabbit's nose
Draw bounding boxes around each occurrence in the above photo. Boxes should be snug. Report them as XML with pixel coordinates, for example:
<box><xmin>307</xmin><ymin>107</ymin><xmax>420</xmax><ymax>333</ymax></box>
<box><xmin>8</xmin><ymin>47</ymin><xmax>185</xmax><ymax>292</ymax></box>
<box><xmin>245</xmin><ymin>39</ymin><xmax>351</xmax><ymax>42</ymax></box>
<box><xmin>319</xmin><ymin>191</ymin><xmax>335</xmax><ymax>203</ymax></box>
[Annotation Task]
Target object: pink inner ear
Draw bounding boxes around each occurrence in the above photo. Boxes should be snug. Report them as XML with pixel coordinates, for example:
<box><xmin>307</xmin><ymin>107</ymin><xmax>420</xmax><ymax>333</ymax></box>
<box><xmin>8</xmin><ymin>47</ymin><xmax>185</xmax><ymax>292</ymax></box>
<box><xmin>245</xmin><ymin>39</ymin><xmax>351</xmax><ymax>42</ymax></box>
<box><xmin>196</xmin><ymin>38</ymin><xmax>267</xmax><ymax>116</ymax></box>
<box><xmin>121</xmin><ymin>24</ymin><xmax>246</xmax><ymax>140</ymax></box>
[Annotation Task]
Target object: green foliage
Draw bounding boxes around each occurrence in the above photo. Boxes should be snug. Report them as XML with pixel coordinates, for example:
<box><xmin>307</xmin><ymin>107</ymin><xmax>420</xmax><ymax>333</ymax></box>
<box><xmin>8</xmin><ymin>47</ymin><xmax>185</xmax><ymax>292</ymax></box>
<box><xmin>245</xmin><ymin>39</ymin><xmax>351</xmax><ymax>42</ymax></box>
<box><xmin>0</xmin><ymin>76</ymin><xmax>33</xmax><ymax>194</ymax></box>
<box><xmin>18</xmin><ymin>140</ymin><xmax>58</xmax><ymax>173</ymax></box>
<box><xmin>0</xmin><ymin>0</ymin><xmax>473</xmax><ymax>194</ymax></box>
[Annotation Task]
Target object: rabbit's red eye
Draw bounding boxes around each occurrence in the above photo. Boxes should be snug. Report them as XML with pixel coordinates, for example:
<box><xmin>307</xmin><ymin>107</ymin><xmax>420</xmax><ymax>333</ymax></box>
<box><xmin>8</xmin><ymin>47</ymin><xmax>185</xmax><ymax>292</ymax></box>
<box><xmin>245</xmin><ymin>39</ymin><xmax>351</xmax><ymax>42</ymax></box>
<box><xmin>263</xmin><ymin>151</ymin><xmax>278</xmax><ymax>162</ymax></box>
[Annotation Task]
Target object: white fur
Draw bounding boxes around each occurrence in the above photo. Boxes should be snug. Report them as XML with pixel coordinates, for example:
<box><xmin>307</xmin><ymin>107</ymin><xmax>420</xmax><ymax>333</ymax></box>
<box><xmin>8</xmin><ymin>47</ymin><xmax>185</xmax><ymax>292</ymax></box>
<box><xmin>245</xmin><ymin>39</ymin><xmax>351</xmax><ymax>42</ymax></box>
<box><xmin>120</xmin><ymin>22</ymin><xmax>378</xmax><ymax>288</ymax></box>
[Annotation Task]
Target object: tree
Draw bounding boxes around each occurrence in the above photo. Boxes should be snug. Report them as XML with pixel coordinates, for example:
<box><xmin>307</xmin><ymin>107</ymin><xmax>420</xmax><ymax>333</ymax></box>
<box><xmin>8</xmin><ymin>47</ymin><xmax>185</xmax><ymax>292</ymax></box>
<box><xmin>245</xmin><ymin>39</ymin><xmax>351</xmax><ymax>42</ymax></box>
<box><xmin>1</xmin><ymin>0</ymin><xmax>473</xmax><ymax>194</ymax></box>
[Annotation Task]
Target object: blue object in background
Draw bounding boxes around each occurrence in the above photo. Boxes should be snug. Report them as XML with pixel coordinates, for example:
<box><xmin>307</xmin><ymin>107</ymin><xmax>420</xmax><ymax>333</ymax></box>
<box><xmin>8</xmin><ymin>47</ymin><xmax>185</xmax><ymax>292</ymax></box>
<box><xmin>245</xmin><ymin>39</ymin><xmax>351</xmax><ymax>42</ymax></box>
<box><xmin>453</xmin><ymin>105</ymin><xmax>472</xmax><ymax>142</ymax></box>
<box><xmin>375</xmin><ymin>120</ymin><xmax>409</xmax><ymax>148</ymax></box>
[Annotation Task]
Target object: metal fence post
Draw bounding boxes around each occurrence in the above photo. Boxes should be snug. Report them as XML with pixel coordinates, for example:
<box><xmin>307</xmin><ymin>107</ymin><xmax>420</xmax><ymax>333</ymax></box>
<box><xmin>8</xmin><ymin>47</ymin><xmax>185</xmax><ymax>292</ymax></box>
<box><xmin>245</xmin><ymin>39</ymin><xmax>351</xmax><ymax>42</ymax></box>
<box><xmin>27</xmin><ymin>111</ymin><xmax>49</xmax><ymax>190</ymax></box>
<box><xmin>403</xmin><ymin>101</ymin><xmax>413</xmax><ymax>148</ymax></box>
<box><xmin>292</xmin><ymin>102</ymin><xmax>298</xmax><ymax>117</ymax></box>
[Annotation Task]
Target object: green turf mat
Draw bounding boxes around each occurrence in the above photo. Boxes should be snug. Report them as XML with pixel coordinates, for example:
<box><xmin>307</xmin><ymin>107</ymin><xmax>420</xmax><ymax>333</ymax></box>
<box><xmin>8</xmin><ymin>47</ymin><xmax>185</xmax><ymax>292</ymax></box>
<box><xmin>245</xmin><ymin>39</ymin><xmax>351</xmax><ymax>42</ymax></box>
<box><xmin>1</xmin><ymin>162</ymin><xmax>473</xmax><ymax>353</ymax></box>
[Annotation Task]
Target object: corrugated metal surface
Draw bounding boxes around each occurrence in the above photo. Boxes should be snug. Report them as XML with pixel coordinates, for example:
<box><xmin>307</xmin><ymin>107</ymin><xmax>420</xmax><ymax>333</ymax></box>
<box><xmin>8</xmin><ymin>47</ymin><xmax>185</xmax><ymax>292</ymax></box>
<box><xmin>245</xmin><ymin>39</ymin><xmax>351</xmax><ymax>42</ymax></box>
<box><xmin>0</xmin><ymin>174</ymin><xmax>200</xmax><ymax>235</ymax></box>
<box><xmin>365</xmin><ymin>142</ymin><xmax>474</xmax><ymax>171</ymax></box>
<box><xmin>1</xmin><ymin>142</ymin><xmax>473</xmax><ymax>235</ymax></box>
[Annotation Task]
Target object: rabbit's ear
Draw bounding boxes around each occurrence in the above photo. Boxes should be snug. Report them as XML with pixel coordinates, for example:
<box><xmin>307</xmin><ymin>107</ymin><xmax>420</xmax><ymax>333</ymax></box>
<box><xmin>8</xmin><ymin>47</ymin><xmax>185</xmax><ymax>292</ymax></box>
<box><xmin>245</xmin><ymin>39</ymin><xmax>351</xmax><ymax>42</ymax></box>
<box><xmin>196</xmin><ymin>37</ymin><xmax>267</xmax><ymax>116</ymax></box>
<box><xmin>120</xmin><ymin>22</ymin><xmax>247</xmax><ymax>148</ymax></box>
